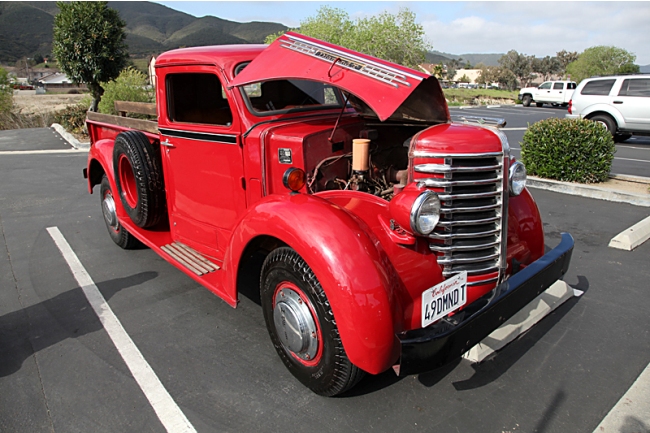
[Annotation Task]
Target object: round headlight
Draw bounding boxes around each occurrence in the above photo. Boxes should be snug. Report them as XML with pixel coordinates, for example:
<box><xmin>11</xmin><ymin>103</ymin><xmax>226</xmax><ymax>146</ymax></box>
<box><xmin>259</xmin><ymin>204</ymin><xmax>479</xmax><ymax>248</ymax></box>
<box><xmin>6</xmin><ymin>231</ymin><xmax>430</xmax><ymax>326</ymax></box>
<box><xmin>509</xmin><ymin>161</ymin><xmax>527</xmax><ymax>196</ymax></box>
<box><xmin>410</xmin><ymin>191</ymin><xmax>440</xmax><ymax>235</ymax></box>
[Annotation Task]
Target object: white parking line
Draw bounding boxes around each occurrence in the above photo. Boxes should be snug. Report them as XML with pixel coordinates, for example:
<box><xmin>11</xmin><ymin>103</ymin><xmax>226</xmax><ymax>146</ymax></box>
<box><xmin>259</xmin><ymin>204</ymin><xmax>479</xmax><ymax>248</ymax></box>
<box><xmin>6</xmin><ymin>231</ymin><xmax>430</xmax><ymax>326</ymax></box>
<box><xmin>615</xmin><ymin>157</ymin><xmax>650</xmax><ymax>163</ymax></box>
<box><xmin>593</xmin><ymin>361</ymin><xmax>650</xmax><ymax>432</ymax></box>
<box><xmin>0</xmin><ymin>149</ymin><xmax>88</xmax><ymax>155</ymax></box>
<box><xmin>47</xmin><ymin>227</ymin><xmax>196</xmax><ymax>433</ymax></box>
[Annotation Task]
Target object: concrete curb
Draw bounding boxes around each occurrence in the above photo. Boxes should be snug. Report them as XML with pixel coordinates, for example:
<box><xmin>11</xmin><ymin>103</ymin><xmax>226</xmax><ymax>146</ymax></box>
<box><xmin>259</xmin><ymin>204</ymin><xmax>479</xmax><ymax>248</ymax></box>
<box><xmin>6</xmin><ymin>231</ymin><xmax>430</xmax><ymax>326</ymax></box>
<box><xmin>608</xmin><ymin>215</ymin><xmax>650</xmax><ymax>251</ymax></box>
<box><xmin>463</xmin><ymin>280</ymin><xmax>576</xmax><ymax>363</ymax></box>
<box><xmin>51</xmin><ymin>123</ymin><xmax>90</xmax><ymax>150</ymax></box>
<box><xmin>527</xmin><ymin>176</ymin><xmax>650</xmax><ymax>207</ymax></box>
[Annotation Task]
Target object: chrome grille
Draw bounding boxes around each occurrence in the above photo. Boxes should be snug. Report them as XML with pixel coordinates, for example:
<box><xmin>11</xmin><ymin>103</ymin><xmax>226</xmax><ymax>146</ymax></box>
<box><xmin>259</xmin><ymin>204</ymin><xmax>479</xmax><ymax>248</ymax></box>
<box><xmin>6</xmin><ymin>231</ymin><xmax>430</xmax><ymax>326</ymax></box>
<box><xmin>413</xmin><ymin>151</ymin><xmax>508</xmax><ymax>286</ymax></box>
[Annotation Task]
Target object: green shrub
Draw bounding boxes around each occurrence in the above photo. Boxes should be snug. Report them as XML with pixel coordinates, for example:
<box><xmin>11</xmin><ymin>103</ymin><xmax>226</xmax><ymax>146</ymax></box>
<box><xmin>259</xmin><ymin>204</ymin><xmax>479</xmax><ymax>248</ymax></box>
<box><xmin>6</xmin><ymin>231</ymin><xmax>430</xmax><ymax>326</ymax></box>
<box><xmin>53</xmin><ymin>98</ymin><xmax>92</xmax><ymax>135</ymax></box>
<box><xmin>521</xmin><ymin>117</ymin><xmax>615</xmax><ymax>183</ymax></box>
<box><xmin>98</xmin><ymin>67</ymin><xmax>154</xmax><ymax>116</ymax></box>
<box><xmin>0</xmin><ymin>67</ymin><xmax>13</xmax><ymax>115</ymax></box>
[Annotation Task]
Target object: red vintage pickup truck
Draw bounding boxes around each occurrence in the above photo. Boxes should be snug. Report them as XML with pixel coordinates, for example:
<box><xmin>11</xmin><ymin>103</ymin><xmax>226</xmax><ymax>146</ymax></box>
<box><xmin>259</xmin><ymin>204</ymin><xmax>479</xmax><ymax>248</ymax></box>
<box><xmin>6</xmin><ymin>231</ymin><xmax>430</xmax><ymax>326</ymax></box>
<box><xmin>84</xmin><ymin>32</ymin><xmax>574</xmax><ymax>396</ymax></box>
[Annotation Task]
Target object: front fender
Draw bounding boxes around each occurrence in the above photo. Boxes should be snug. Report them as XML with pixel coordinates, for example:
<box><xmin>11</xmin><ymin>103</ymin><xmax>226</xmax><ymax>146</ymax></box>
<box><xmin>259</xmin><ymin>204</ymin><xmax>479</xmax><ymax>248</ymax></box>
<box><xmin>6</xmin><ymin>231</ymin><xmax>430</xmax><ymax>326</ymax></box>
<box><xmin>225</xmin><ymin>193</ymin><xmax>399</xmax><ymax>374</ymax></box>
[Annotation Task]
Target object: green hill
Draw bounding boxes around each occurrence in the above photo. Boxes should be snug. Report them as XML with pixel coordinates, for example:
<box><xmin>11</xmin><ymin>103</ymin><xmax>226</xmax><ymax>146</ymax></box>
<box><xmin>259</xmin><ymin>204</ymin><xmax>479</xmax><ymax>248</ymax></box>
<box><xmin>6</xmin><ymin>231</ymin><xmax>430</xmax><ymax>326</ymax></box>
<box><xmin>0</xmin><ymin>1</ymin><xmax>287</xmax><ymax>62</ymax></box>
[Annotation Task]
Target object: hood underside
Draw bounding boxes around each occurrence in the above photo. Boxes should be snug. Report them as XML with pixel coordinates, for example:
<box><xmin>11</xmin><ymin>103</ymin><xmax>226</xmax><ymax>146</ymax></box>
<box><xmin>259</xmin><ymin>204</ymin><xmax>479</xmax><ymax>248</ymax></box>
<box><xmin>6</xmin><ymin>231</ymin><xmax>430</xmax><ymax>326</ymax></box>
<box><xmin>228</xmin><ymin>32</ymin><xmax>450</xmax><ymax>123</ymax></box>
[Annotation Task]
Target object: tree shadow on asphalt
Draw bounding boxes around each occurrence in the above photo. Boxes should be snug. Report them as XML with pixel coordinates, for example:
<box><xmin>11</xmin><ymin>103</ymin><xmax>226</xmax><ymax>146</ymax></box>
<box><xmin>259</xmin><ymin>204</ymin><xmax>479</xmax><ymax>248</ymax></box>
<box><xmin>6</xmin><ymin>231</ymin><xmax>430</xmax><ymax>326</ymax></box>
<box><xmin>0</xmin><ymin>271</ymin><xmax>157</xmax><ymax>377</ymax></box>
<box><xmin>417</xmin><ymin>275</ymin><xmax>590</xmax><ymax>391</ymax></box>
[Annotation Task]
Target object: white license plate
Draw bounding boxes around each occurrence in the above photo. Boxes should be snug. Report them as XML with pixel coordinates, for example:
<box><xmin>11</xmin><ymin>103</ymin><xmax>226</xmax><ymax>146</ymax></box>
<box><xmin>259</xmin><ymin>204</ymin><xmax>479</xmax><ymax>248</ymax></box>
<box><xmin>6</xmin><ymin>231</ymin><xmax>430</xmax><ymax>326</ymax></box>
<box><xmin>421</xmin><ymin>271</ymin><xmax>468</xmax><ymax>328</ymax></box>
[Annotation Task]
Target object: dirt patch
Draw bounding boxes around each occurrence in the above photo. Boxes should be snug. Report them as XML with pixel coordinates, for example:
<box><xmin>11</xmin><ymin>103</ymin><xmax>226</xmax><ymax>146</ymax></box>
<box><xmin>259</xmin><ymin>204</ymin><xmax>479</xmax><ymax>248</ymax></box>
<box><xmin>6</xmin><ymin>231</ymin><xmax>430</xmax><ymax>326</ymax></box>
<box><xmin>601</xmin><ymin>177</ymin><xmax>650</xmax><ymax>195</ymax></box>
<box><xmin>12</xmin><ymin>90</ymin><xmax>87</xmax><ymax>116</ymax></box>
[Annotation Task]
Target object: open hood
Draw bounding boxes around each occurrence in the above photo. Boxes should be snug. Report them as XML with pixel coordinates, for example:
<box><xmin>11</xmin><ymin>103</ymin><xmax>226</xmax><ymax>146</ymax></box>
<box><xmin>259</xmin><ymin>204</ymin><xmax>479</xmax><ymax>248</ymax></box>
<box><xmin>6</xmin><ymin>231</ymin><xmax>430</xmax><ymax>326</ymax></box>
<box><xmin>228</xmin><ymin>32</ymin><xmax>450</xmax><ymax>123</ymax></box>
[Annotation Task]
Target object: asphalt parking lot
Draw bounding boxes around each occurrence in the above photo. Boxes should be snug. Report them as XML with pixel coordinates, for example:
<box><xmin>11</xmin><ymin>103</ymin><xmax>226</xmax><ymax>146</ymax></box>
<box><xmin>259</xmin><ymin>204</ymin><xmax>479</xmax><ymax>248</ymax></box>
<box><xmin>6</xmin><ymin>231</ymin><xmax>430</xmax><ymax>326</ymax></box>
<box><xmin>1</xmin><ymin>127</ymin><xmax>649</xmax><ymax>433</ymax></box>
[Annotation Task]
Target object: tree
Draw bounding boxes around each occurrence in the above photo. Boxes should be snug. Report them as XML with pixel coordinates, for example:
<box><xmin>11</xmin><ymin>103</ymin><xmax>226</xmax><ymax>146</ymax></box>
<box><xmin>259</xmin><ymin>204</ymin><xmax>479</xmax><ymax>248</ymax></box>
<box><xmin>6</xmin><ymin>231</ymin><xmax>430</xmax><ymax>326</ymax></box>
<box><xmin>498</xmin><ymin>50</ymin><xmax>535</xmax><ymax>88</ymax></box>
<box><xmin>531</xmin><ymin>56</ymin><xmax>562</xmax><ymax>81</ymax></box>
<box><xmin>556</xmin><ymin>50</ymin><xmax>579</xmax><ymax>76</ymax></box>
<box><xmin>53</xmin><ymin>1</ymin><xmax>128</xmax><ymax>111</ymax></box>
<box><xmin>476</xmin><ymin>64</ymin><xmax>499</xmax><ymax>88</ymax></box>
<box><xmin>458</xmin><ymin>74</ymin><xmax>471</xmax><ymax>84</ymax></box>
<box><xmin>98</xmin><ymin>67</ymin><xmax>154</xmax><ymax>115</ymax></box>
<box><xmin>566</xmin><ymin>46</ymin><xmax>638</xmax><ymax>83</ymax></box>
<box><xmin>0</xmin><ymin>67</ymin><xmax>13</xmax><ymax>115</ymax></box>
<box><xmin>446</xmin><ymin>57</ymin><xmax>463</xmax><ymax>83</ymax></box>
<box><xmin>265</xmin><ymin>6</ymin><xmax>429</xmax><ymax>69</ymax></box>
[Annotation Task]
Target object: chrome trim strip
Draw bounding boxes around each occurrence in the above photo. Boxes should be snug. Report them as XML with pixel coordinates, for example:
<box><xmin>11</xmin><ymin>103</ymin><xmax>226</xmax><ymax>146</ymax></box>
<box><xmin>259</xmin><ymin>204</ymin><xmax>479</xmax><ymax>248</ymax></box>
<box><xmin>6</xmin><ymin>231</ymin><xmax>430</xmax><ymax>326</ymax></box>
<box><xmin>411</xmin><ymin>151</ymin><xmax>503</xmax><ymax>159</ymax></box>
<box><xmin>438</xmin><ymin>190</ymin><xmax>502</xmax><ymax>201</ymax></box>
<box><xmin>467</xmin><ymin>276</ymin><xmax>499</xmax><ymax>286</ymax></box>
<box><xmin>437</xmin><ymin>252</ymin><xmax>500</xmax><ymax>265</ymax></box>
<box><xmin>415</xmin><ymin>177</ymin><xmax>502</xmax><ymax>188</ymax></box>
<box><xmin>429</xmin><ymin>228</ymin><xmax>500</xmax><ymax>240</ymax></box>
<box><xmin>436</xmin><ymin>216</ymin><xmax>500</xmax><ymax>227</ymax></box>
<box><xmin>440</xmin><ymin>203</ymin><xmax>500</xmax><ymax>214</ymax></box>
<box><xmin>429</xmin><ymin>239</ymin><xmax>500</xmax><ymax>252</ymax></box>
<box><xmin>414</xmin><ymin>163</ymin><xmax>501</xmax><ymax>174</ymax></box>
<box><xmin>443</xmin><ymin>266</ymin><xmax>499</xmax><ymax>278</ymax></box>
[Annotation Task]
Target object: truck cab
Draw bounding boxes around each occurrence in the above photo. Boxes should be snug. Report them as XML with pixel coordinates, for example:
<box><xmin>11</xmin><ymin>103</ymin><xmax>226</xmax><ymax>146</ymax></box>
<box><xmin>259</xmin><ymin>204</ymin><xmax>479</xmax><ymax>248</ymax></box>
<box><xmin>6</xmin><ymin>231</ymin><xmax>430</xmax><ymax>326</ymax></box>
<box><xmin>84</xmin><ymin>32</ymin><xmax>574</xmax><ymax>396</ymax></box>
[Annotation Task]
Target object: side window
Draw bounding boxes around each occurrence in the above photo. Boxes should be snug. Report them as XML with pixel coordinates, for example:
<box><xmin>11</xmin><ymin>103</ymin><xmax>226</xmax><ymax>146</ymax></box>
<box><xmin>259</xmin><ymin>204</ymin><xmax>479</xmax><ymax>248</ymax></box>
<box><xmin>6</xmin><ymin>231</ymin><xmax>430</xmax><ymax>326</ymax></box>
<box><xmin>166</xmin><ymin>73</ymin><xmax>233</xmax><ymax>126</ymax></box>
<box><xmin>538</xmin><ymin>82</ymin><xmax>552</xmax><ymax>89</ymax></box>
<box><xmin>553</xmin><ymin>82</ymin><xmax>564</xmax><ymax>90</ymax></box>
<box><xmin>619</xmin><ymin>79</ymin><xmax>650</xmax><ymax>97</ymax></box>
<box><xmin>567</xmin><ymin>82</ymin><xmax>577</xmax><ymax>90</ymax></box>
<box><xmin>581</xmin><ymin>79</ymin><xmax>616</xmax><ymax>96</ymax></box>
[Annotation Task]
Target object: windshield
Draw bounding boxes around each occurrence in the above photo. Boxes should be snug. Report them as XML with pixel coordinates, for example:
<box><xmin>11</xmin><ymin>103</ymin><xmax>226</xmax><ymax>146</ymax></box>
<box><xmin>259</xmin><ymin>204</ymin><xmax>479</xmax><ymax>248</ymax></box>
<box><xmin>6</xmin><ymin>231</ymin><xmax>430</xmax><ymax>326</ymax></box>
<box><xmin>241</xmin><ymin>78</ymin><xmax>344</xmax><ymax>114</ymax></box>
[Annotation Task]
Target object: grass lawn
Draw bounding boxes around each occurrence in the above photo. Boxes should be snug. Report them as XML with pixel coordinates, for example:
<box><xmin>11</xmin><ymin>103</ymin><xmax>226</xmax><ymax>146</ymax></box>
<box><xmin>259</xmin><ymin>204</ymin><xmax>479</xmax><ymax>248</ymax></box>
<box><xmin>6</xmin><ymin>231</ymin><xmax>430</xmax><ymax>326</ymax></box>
<box><xmin>443</xmin><ymin>88</ymin><xmax>519</xmax><ymax>102</ymax></box>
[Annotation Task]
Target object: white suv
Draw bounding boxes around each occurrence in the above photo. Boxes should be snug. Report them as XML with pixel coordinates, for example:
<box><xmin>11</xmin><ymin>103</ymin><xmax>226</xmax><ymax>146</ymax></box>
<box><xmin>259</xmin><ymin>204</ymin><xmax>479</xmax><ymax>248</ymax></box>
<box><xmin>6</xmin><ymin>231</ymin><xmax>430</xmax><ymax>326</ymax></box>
<box><xmin>566</xmin><ymin>74</ymin><xmax>650</xmax><ymax>142</ymax></box>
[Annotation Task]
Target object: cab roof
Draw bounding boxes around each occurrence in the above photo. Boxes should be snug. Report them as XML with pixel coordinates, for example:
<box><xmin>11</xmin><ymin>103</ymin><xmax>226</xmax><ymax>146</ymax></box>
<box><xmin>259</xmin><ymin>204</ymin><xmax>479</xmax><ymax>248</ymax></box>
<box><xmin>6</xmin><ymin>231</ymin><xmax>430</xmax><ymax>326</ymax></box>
<box><xmin>155</xmin><ymin>44</ymin><xmax>266</xmax><ymax>69</ymax></box>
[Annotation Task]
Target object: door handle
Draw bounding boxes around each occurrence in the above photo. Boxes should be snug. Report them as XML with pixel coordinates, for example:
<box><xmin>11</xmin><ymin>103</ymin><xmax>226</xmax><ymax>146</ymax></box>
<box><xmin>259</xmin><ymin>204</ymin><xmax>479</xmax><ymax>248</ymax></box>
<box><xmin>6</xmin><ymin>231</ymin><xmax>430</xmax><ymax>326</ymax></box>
<box><xmin>613</xmin><ymin>101</ymin><xmax>623</xmax><ymax>104</ymax></box>
<box><xmin>160</xmin><ymin>139</ymin><xmax>175</xmax><ymax>148</ymax></box>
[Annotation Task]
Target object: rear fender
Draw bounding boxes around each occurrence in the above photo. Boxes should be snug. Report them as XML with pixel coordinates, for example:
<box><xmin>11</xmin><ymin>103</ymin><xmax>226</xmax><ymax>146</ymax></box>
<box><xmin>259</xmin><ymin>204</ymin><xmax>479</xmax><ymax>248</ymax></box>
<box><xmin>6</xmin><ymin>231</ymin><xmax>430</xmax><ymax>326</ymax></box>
<box><xmin>86</xmin><ymin>138</ymin><xmax>116</xmax><ymax>193</ymax></box>
<box><xmin>225</xmin><ymin>193</ymin><xmax>398</xmax><ymax>374</ymax></box>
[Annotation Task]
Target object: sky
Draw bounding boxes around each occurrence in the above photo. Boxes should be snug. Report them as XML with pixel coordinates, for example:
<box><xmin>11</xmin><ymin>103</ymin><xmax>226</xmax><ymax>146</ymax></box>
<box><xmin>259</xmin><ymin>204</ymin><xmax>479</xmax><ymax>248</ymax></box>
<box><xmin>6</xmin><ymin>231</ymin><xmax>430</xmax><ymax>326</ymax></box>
<box><xmin>154</xmin><ymin>1</ymin><xmax>650</xmax><ymax>65</ymax></box>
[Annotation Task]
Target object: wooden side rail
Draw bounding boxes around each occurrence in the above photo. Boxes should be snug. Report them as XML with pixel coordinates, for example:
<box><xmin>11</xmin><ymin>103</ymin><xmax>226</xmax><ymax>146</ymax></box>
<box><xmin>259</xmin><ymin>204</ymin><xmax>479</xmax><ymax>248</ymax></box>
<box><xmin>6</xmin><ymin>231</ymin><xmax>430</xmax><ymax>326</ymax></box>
<box><xmin>114</xmin><ymin>101</ymin><xmax>157</xmax><ymax>117</ymax></box>
<box><xmin>86</xmin><ymin>111</ymin><xmax>159</xmax><ymax>134</ymax></box>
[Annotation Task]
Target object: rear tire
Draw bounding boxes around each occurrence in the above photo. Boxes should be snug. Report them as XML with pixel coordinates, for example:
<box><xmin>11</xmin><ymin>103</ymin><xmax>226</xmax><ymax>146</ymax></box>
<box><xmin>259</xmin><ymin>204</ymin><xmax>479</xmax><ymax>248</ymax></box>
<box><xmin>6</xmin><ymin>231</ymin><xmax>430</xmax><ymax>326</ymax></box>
<box><xmin>113</xmin><ymin>131</ymin><xmax>165</xmax><ymax>228</ymax></box>
<box><xmin>100</xmin><ymin>175</ymin><xmax>140</xmax><ymax>249</ymax></box>
<box><xmin>260</xmin><ymin>247</ymin><xmax>364</xmax><ymax>396</ymax></box>
<box><xmin>522</xmin><ymin>95</ymin><xmax>532</xmax><ymax>107</ymax></box>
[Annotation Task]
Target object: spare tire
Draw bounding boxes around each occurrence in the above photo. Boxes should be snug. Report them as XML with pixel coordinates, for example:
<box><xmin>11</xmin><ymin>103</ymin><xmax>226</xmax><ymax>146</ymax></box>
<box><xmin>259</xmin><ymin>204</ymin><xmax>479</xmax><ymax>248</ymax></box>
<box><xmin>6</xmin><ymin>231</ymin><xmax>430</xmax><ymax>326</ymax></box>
<box><xmin>113</xmin><ymin>130</ymin><xmax>165</xmax><ymax>228</ymax></box>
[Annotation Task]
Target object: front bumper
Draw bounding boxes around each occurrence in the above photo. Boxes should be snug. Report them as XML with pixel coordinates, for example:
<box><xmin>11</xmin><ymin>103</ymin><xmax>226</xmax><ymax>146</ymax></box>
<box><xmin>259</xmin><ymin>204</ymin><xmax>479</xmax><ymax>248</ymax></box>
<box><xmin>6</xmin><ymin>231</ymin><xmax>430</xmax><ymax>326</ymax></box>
<box><xmin>395</xmin><ymin>232</ymin><xmax>574</xmax><ymax>376</ymax></box>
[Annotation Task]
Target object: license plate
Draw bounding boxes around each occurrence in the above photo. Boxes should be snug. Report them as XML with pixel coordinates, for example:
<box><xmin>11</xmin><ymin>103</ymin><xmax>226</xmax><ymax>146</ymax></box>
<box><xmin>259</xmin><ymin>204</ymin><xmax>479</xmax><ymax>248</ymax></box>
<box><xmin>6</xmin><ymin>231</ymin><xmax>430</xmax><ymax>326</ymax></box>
<box><xmin>421</xmin><ymin>271</ymin><xmax>467</xmax><ymax>328</ymax></box>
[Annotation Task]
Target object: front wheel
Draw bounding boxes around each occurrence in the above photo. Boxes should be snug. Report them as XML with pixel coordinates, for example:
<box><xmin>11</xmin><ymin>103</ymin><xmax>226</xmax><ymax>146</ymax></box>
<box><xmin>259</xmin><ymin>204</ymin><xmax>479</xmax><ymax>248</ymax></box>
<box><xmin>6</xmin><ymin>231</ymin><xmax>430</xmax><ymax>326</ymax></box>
<box><xmin>260</xmin><ymin>247</ymin><xmax>364</xmax><ymax>396</ymax></box>
<box><xmin>522</xmin><ymin>95</ymin><xmax>532</xmax><ymax>107</ymax></box>
<box><xmin>590</xmin><ymin>114</ymin><xmax>617</xmax><ymax>137</ymax></box>
<box><xmin>100</xmin><ymin>175</ymin><xmax>140</xmax><ymax>249</ymax></box>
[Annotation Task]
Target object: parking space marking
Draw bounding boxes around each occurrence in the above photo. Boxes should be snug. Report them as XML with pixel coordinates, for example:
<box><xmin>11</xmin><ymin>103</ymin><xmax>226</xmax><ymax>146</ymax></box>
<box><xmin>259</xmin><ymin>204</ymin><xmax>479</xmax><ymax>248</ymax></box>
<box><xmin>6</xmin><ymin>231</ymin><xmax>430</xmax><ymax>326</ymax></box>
<box><xmin>615</xmin><ymin>157</ymin><xmax>650</xmax><ymax>163</ymax></box>
<box><xmin>0</xmin><ymin>149</ymin><xmax>88</xmax><ymax>155</ymax></box>
<box><xmin>47</xmin><ymin>227</ymin><xmax>196</xmax><ymax>433</ymax></box>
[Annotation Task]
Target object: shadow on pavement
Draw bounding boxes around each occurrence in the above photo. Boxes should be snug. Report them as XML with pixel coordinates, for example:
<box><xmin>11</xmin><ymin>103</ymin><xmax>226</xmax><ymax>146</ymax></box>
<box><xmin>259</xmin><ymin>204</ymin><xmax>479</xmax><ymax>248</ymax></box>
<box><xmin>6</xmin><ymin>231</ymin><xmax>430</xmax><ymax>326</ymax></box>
<box><xmin>0</xmin><ymin>271</ymin><xmax>157</xmax><ymax>377</ymax></box>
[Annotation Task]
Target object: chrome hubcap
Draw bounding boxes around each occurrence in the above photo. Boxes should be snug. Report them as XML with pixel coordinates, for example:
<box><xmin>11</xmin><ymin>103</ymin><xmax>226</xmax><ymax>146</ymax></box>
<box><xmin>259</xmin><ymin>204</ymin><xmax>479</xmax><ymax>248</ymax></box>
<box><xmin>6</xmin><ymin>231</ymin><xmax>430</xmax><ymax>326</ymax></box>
<box><xmin>102</xmin><ymin>192</ymin><xmax>119</xmax><ymax>231</ymax></box>
<box><xmin>273</xmin><ymin>287</ymin><xmax>318</xmax><ymax>361</ymax></box>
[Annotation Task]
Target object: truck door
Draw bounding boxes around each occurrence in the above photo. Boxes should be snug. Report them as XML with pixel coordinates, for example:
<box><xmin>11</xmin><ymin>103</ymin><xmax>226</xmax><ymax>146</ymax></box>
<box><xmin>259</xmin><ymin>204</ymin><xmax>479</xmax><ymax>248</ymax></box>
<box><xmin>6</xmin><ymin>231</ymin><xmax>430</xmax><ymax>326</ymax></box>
<box><xmin>549</xmin><ymin>82</ymin><xmax>565</xmax><ymax>103</ymax></box>
<box><xmin>158</xmin><ymin>68</ymin><xmax>246</xmax><ymax>257</ymax></box>
<box><xmin>535</xmin><ymin>81</ymin><xmax>553</xmax><ymax>102</ymax></box>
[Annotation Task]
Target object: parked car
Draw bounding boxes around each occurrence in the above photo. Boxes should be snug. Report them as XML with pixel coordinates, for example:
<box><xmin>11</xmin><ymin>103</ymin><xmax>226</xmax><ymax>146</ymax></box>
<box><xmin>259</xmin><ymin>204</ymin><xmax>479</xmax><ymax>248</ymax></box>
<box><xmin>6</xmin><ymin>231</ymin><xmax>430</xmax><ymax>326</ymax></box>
<box><xmin>83</xmin><ymin>32</ymin><xmax>574</xmax><ymax>396</ymax></box>
<box><xmin>566</xmin><ymin>74</ymin><xmax>650</xmax><ymax>142</ymax></box>
<box><xmin>518</xmin><ymin>81</ymin><xmax>577</xmax><ymax>107</ymax></box>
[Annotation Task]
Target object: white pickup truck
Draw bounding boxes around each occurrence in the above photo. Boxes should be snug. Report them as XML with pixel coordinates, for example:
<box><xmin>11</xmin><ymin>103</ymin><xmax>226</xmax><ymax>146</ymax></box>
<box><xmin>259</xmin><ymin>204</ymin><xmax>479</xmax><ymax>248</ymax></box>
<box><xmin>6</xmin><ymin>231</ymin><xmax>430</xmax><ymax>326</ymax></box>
<box><xmin>518</xmin><ymin>80</ymin><xmax>577</xmax><ymax>107</ymax></box>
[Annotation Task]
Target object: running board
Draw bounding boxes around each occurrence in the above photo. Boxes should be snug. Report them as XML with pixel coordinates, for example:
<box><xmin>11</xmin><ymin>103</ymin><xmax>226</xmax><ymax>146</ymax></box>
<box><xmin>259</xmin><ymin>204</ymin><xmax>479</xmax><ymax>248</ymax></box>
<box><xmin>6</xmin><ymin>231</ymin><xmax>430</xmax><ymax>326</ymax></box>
<box><xmin>161</xmin><ymin>242</ymin><xmax>220</xmax><ymax>276</ymax></box>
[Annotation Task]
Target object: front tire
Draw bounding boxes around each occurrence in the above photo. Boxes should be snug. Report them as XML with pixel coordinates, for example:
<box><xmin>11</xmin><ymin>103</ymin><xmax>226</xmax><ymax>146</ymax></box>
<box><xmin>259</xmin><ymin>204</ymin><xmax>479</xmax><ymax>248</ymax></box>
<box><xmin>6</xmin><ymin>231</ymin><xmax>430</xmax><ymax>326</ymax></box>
<box><xmin>522</xmin><ymin>95</ymin><xmax>532</xmax><ymax>107</ymax></box>
<box><xmin>100</xmin><ymin>175</ymin><xmax>140</xmax><ymax>249</ymax></box>
<box><xmin>260</xmin><ymin>247</ymin><xmax>364</xmax><ymax>396</ymax></box>
<box><xmin>590</xmin><ymin>114</ymin><xmax>617</xmax><ymax>137</ymax></box>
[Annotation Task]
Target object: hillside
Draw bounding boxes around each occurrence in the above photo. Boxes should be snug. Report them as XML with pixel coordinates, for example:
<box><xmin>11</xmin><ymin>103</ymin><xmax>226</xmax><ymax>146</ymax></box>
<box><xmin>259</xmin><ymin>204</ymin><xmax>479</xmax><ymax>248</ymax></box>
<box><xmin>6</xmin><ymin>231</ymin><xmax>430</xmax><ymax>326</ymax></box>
<box><xmin>0</xmin><ymin>1</ymin><xmax>287</xmax><ymax>62</ymax></box>
<box><xmin>429</xmin><ymin>50</ymin><xmax>503</xmax><ymax>67</ymax></box>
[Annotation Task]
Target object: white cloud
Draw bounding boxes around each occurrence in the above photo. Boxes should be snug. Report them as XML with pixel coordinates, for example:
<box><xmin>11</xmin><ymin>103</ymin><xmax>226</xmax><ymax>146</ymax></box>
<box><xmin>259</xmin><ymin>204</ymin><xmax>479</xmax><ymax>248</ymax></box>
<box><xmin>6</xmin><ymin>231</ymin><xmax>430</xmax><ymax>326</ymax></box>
<box><xmin>419</xmin><ymin>2</ymin><xmax>650</xmax><ymax>64</ymax></box>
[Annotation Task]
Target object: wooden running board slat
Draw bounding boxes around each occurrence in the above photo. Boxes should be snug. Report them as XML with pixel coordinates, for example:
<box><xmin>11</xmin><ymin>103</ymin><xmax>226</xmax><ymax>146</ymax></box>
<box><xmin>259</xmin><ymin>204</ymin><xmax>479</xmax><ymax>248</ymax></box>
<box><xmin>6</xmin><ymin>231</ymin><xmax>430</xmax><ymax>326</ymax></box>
<box><xmin>161</xmin><ymin>242</ymin><xmax>220</xmax><ymax>276</ymax></box>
